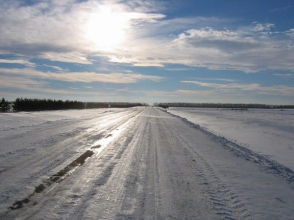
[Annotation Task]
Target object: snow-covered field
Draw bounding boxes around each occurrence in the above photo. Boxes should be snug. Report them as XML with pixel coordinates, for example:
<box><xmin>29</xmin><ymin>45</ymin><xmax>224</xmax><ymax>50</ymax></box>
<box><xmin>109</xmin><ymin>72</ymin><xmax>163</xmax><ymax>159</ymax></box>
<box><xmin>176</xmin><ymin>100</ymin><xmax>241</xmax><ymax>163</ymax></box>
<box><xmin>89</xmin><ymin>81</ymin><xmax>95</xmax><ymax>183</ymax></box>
<box><xmin>0</xmin><ymin>107</ymin><xmax>294</xmax><ymax>219</ymax></box>
<box><xmin>167</xmin><ymin>107</ymin><xmax>294</xmax><ymax>171</ymax></box>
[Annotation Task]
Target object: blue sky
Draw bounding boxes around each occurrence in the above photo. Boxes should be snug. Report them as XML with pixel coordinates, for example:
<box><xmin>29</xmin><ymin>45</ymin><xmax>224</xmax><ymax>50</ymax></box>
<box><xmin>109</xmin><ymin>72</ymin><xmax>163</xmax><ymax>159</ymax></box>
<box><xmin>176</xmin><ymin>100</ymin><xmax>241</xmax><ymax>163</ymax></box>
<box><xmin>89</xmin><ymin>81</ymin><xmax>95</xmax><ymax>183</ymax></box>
<box><xmin>0</xmin><ymin>0</ymin><xmax>293</xmax><ymax>105</ymax></box>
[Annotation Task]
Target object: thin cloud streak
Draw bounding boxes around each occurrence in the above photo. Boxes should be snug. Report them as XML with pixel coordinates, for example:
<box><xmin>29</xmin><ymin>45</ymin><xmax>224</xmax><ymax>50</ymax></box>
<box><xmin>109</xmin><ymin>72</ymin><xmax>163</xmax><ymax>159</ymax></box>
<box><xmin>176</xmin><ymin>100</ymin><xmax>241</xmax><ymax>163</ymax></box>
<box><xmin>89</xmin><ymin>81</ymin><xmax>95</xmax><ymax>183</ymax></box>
<box><xmin>273</xmin><ymin>73</ymin><xmax>294</xmax><ymax>77</ymax></box>
<box><xmin>182</xmin><ymin>81</ymin><xmax>294</xmax><ymax>96</ymax></box>
<box><xmin>0</xmin><ymin>68</ymin><xmax>163</xmax><ymax>84</ymax></box>
<box><xmin>191</xmin><ymin>78</ymin><xmax>237</xmax><ymax>82</ymax></box>
<box><xmin>0</xmin><ymin>58</ymin><xmax>36</xmax><ymax>67</ymax></box>
<box><xmin>43</xmin><ymin>64</ymin><xmax>65</xmax><ymax>72</ymax></box>
<box><xmin>0</xmin><ymin>75</ymin><xmax>100</xmax><ymax>95</ymax></box>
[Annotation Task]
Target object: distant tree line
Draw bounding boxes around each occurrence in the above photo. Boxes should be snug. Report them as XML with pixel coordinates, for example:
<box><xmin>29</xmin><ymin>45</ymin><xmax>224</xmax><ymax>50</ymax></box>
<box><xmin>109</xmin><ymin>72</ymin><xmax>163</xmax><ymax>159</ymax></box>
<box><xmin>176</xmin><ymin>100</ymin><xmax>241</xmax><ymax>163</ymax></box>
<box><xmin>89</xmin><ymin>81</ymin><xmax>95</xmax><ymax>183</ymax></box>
<box><xmin>13</xmin><ymin>98</ymin><xmax>85</xmax><ymax>111</ymax></box>
<box><xmin>0</xmin><ymin>98</ymin><xmax>10</xmax><ymax>112</ymax></box>
<box><xmin>156</xmin><ymin>102</ymin><xmax>294</xmax><ymax>109</ymax></box>
<box><xmin>0</xmin><ymin>97</ymin><xmax>147</xmax><ymax>112</ymax></box>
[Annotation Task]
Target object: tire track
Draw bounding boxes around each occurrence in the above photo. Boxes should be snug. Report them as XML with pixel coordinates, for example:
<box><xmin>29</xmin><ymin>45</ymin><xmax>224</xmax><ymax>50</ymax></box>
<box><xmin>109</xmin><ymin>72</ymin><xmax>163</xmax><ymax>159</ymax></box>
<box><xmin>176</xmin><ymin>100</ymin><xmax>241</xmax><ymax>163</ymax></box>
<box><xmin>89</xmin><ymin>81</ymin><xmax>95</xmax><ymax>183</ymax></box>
<box><xmin>160</xmin><ymin>114</ymin><xmax>251</xmax><ymax>219</ymax></box>
<box><xmin>115</xmin><ymin>121</ymin><xmax>151</xmax><ymax>219</ymax></box>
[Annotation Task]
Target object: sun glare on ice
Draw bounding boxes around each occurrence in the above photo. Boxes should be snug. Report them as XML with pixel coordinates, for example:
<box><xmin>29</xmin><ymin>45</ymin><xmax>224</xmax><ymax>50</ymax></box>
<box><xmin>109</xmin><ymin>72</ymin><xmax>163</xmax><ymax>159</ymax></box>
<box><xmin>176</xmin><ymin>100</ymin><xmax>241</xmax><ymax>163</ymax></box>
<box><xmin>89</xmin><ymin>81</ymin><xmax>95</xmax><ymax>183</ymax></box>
<box><xmin>84</xmin><ymin>6</ymin><xmax>128</xmax><ymax>51</ymax></box>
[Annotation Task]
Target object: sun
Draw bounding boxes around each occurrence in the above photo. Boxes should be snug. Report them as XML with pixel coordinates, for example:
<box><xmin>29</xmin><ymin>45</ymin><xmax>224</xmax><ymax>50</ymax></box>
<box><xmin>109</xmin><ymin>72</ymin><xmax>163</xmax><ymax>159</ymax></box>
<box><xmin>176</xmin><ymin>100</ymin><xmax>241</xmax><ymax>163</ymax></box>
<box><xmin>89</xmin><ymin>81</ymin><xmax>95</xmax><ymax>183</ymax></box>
<box><xmin>83</xmin><ymin>6</ymin><xmax>128</xmax><ymax>51</ymax></box>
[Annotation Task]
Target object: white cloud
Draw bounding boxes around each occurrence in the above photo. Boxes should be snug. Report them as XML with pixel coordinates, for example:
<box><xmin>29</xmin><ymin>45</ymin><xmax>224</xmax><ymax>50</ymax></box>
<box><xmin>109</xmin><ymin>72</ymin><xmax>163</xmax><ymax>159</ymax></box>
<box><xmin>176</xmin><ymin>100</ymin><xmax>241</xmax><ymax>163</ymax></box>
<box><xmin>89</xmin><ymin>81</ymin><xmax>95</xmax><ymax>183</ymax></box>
<box><xmin>0</xmin><ymin>1</ymin><xmax>294</xmax><ymax>73</ymax></box>
<box><xmin>182</xmin><ymin>80</ymin><xmax>294</xmax><ymax>96</ymax></box>
<box><xmin>0</xmin><ymin>68</ymin><xmax>48</xmax><ymax>78</ymax></box>
<box><xmin>285</xmin><ymin>29</ymin><xmax>294</xmax><ymax>37</ymax></box>
<box><xmin>0</xmin><ymin>68</ymin><xmax>163</xmax><ymax>84</ymax></box>
<box><xmin>47</xmin><ymin>72</ymin><xmax>162</xmax><ymax>83</ymax></box>
<box><xmin>108</xmin><ymin>23</ymin><xmax>294</xmax><ymax>72</ymax></box>
<box><xmin>0</xmin><ymin>0</ymin><xmax>165</xmax><ymax>63</ymax></box>
<box><xmin>252</xmin><ymin>23</ymin><xmax>275</xmax><ymax>32</ymax></box>
<box><xmin>182</xmin><ymin>80</ymin><xmax>259</xmax><ymax>90</ymax></box>
<box><xmin>133</xmin><ymin>63</ymin><xmax>164</xmax><ymax>67</ymax></box>
<box><xmin>191</xmin><ymin>78</ymin><xmax>237</xmax><ymax>82</ymax></box>
<box><xmin>0</xmin><ymin>75</ymin><xmax>100</xmax><ymax>95</ymax></box>
<box><xmin>0</xmin><ymin>58</ymin><xmax>36</xmax><ymax>67</ymax></box>
<box><xmin>164</xmin><ymin>67</ymin><xmax>192</xmax><ymax>71</ymax></box>
<box><xmin>40</xmin><ymin>52</ymin><xmax>93</xmax><ymax>65</ymax></box>
<box><xmin>0</xmin><ymin>76</ymin><xmax>46</xmax><ymax>89</ymax></box>
<box><xmin>176</xmin><ymin>28</ymin><xmax>242</xmax><ymax>42</ymax></box>
<box><xmin>43</xmin><ymin>64</ymin><xmax>64</xmax><ymax>72</ymax></box>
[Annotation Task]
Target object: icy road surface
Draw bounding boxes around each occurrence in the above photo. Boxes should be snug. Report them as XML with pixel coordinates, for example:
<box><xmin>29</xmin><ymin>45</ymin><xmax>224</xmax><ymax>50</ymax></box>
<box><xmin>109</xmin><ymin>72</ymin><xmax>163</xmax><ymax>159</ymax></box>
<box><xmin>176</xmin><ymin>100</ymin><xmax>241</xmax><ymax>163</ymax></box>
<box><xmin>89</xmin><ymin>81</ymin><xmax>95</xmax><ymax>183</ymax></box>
<box><xmin>1</xmin><ymin>107</ymin><xmax>294</xmax><ymax>219</ymax></box>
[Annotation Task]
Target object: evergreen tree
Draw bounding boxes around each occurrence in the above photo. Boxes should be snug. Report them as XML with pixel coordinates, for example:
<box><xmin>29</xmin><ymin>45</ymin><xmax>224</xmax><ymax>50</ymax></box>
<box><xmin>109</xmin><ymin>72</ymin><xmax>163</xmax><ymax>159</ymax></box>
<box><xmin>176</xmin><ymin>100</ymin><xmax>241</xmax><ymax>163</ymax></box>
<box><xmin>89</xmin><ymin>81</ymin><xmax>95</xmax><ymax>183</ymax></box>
<box><xmin>0</xmin><ymin>98</ymin><xmax>10</xmax><ymax>112</ymax></box>
<box><xmin>13</xmin><ymin>98</ymin><xmax>22</xmax><ymax>111</ymax></box>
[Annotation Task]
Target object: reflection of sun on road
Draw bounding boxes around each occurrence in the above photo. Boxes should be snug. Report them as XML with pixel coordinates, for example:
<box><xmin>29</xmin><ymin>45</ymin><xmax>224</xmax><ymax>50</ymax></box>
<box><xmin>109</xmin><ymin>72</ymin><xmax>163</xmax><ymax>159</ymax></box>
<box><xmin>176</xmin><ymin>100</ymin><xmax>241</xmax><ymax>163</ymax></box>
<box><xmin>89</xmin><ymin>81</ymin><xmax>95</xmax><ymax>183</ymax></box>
<box><xmin>83</xmin><ymin>6</ymin><xmax>128</xmax><ymax>51</ymax></box>
<box><xmin>90</xmin><ymin>109</ymin><xmax>143</xmax><ymax>154</ymax></box>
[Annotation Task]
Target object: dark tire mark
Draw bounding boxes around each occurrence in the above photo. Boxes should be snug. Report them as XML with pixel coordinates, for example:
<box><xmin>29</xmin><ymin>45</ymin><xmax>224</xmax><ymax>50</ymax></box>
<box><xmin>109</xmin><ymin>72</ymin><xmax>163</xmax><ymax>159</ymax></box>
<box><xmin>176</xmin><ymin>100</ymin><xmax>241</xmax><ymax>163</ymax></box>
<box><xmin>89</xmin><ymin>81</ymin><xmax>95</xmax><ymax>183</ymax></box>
<box><xmin>8</xmin><ymin>150</ymin><xmax>94</xmax><ymax>211</ymax></box>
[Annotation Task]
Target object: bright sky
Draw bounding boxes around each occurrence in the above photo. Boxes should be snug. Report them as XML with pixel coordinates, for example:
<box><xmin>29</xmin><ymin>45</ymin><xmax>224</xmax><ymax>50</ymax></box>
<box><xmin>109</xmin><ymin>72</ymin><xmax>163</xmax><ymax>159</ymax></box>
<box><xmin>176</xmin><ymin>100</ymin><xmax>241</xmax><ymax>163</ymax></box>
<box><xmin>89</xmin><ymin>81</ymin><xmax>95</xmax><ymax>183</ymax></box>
<box><xmin>0</xmin><ymin>0</ymin><xmax>293</xmax><ymax>105</ymax></box>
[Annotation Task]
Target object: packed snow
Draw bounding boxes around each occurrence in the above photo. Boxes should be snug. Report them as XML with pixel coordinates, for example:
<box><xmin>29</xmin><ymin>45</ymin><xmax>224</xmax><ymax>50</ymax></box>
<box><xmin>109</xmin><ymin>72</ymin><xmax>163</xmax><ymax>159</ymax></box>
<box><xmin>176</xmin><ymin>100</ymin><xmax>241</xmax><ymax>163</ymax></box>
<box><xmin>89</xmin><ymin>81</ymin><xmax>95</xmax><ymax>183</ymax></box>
<box><xmin>0</xmin><ymin>107</ymin><xmax>294</xmax><ymax>219</ymax></box>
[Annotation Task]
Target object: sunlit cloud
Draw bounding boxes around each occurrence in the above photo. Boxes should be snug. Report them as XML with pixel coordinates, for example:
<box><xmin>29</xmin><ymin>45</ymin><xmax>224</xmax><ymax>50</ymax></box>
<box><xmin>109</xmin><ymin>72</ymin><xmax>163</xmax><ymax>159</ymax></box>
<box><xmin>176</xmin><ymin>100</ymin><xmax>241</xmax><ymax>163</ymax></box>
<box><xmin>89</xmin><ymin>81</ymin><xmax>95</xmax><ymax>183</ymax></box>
<box><xmin>0</xmin><ymin>58</ymin><xmax>36</xmax><ymax>67</ymax></box>
<box><xmin>0</xmin><ymin>68</ymin><xmax>162</xmax><ymax>84</ymax></box>
<box><xmin>0</xmin><ymin>75</ymin><xmax>99</xmax><ymax>95</ymax></box>
<box><xmin>133</xmin><ymin>63</ymin><xmax>164</xmax><ymax>67</ymax></box>
<box><xmin>0</xmin><ymin>0</ymin><xmax>165</xmax><ymax>63</ymax></box>
<box><xmin>40</xmin><ymin>52</ymin><xmax>93</xmax><ymax>64</ymax></box>
<box><xmin>0</xmin><ymin>76</ymin><xmax>46</xmax><ymax>89</ymax></box>
<box><xmin>108</xmin><ymin>23</ymin><xmax>294</xmax><ymax>72</ymax></box>
<box><xmin>47</xmin><ymin>72</ymin><xmax>163</xmax><ymax>83</ymax></box>
<box><xmin>1</xmin><ymin>1</ymin><xmax>293</xmax><ymax>73</ymax></box>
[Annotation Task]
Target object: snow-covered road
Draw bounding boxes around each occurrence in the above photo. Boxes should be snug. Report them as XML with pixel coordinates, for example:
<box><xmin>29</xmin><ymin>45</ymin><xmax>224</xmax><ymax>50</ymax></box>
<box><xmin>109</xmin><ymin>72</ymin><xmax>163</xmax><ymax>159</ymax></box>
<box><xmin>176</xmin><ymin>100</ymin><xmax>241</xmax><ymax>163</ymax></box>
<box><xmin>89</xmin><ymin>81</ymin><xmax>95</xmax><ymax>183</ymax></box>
<box><xmin>1</xmin><ymin>107</ymin><xmax>294</xmax><ymax>219</ymax></box>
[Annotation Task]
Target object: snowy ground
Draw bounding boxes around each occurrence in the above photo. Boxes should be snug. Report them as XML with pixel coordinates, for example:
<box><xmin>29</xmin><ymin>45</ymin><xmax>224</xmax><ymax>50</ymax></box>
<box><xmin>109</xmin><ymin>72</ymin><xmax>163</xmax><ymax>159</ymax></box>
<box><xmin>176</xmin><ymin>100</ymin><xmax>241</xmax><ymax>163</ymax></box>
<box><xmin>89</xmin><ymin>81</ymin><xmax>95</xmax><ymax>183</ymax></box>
<box><xmin>0</xmin><ymin>107</ymin><xmax>294</xmax><ymax>219</ymax></box>
<box><xmin>166</xmin><ymin>107</ymin><xmax>294</xmax><ymax>171</ymax></box>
